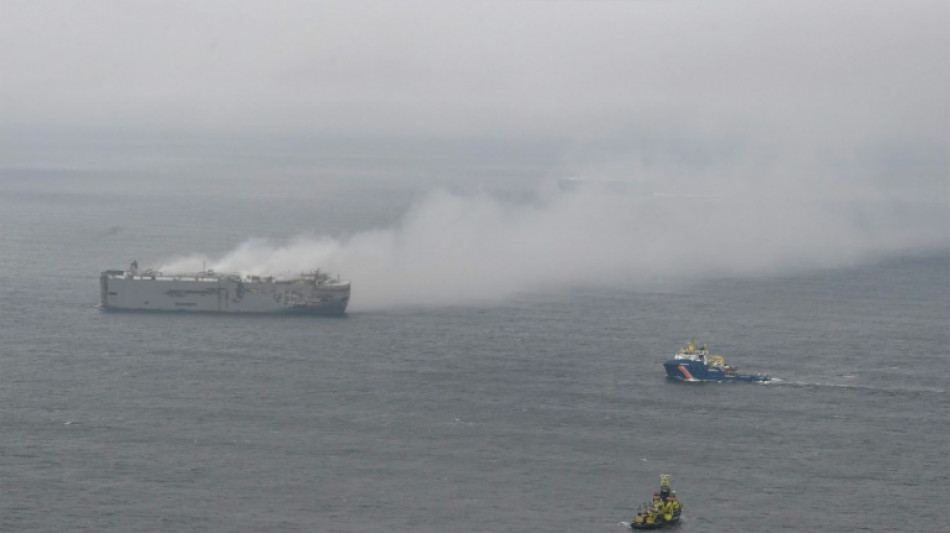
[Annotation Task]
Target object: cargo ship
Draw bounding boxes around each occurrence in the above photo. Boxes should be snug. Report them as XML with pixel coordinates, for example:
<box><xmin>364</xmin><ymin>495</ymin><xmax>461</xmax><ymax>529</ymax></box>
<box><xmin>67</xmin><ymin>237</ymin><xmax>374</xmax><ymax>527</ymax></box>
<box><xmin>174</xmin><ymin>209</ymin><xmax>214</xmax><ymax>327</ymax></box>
<box><xmin>99</xmin><ymin>262</ymin><xmax>350</xmax><ymax>315</ymax></box>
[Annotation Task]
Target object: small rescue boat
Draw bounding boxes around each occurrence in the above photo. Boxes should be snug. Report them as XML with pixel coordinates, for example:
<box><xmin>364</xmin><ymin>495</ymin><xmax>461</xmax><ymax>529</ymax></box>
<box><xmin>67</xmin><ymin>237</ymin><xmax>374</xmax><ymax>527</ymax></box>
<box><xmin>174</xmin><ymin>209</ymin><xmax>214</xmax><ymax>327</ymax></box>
<box><xmin>629</xmin><ymin>474</ymin><xmax>682</xmax><ymax>530</ymax></box>
<box><xmin>664</xmin><ymin>341</ymin><xmax>771</xmax><ymax>383</ymax></box>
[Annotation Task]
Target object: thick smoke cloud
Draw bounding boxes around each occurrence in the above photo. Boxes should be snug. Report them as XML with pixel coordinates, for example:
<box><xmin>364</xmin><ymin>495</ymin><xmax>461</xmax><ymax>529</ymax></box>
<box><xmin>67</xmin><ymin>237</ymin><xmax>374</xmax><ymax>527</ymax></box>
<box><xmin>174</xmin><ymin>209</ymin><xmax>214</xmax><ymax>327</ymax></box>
<box><xmin>160</xmin><ymin>175</ymin><xmax>948</xmax><ymax>311</ymax></box>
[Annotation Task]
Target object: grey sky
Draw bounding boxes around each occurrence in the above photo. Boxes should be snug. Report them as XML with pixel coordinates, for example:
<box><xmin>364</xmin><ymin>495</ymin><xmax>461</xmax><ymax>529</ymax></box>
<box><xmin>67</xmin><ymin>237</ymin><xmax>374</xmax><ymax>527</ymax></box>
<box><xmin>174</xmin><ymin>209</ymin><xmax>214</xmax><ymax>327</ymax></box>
<box><xmin>2</xmin><ymin>0</ymin><xmax>947</xmax><ymax>147</ymax></box>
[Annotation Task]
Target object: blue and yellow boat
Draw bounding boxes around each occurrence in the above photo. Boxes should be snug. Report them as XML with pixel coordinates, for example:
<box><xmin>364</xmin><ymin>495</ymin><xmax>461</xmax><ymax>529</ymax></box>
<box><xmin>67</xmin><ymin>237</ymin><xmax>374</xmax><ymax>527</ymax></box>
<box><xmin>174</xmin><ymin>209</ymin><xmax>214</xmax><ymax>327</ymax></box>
<box><xmin>664</xmin><ymin>342</ymin><xmax>771</xmax><ymax>383</ymax></box>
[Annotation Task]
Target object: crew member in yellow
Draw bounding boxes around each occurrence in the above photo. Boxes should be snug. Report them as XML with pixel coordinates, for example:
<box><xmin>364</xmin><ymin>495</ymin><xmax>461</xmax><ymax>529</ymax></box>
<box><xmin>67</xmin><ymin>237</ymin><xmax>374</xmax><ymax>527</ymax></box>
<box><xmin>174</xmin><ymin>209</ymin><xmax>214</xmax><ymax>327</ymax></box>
<box><xmin>662</xmin><ymin>498</ymin><xmax>675</xmax><ymax>521</ymax></box>
<box><xmin>670</xmin><ymin>492</ymin><xmax>681</xmax><ymax>511</ymax></box>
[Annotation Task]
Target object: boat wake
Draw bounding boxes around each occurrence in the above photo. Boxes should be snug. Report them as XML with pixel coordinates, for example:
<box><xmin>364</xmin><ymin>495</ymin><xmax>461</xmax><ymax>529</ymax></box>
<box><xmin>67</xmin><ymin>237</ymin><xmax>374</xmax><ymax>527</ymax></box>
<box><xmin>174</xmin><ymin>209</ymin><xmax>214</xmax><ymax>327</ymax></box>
<box><xmin>769</xmin><ymin>379</ymin><xmax>944</xmax><ymax>395</ymax></box>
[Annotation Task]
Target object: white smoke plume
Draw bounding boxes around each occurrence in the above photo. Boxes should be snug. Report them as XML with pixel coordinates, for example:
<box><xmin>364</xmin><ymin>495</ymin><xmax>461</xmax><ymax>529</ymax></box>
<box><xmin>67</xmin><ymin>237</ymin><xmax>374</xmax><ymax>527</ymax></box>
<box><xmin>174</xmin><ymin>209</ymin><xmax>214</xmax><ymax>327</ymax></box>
<box><xmin>159</xmin><ymin>174</ymin><xmax>948</xmax><ymax>311</ymax></box>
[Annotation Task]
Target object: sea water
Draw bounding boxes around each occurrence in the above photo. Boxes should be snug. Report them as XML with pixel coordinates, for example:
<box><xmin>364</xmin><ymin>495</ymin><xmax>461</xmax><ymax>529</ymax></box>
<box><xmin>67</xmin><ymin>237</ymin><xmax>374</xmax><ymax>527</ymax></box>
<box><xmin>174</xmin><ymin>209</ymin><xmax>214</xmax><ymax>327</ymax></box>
<box><xmin>1</xmin><ymin>168</ymin><xmax>947</xmax><ymax>532</ymax></box>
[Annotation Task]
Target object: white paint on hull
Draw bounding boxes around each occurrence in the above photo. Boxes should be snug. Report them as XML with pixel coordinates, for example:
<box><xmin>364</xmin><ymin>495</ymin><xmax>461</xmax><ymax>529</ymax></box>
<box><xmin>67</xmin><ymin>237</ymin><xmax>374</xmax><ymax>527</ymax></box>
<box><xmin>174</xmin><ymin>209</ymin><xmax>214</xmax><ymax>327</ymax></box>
<box><xmin>100</xmin><ymin>270</ymin><xmax>350</xmax><ymax>315</ymax></box>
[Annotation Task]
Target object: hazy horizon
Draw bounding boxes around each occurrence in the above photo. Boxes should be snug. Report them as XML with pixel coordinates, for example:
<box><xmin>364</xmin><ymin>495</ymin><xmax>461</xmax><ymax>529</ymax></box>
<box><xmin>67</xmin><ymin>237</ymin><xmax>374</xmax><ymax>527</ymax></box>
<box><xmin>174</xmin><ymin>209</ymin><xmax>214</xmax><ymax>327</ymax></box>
<box><xmin>3</xmin><ymin>0</ymin><xmax>947</xmax><ymax>309</ymax></box>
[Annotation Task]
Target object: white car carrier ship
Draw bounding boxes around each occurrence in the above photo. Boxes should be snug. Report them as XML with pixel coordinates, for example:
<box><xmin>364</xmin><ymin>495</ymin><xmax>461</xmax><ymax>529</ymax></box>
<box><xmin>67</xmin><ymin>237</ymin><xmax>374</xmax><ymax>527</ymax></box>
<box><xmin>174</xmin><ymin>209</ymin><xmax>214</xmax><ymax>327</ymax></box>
<box><xmin>100</xmin><ymin>262</ymin><xmax>350</xmax><ymax>315</ymax></box>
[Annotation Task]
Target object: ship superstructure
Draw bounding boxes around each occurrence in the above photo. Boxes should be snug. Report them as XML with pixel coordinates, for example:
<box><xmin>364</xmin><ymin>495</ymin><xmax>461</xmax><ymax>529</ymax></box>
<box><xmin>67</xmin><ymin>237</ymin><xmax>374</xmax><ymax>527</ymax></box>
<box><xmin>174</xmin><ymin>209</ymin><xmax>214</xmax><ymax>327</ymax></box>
<box><xmin>100</xmin><ymin>264</ymin><xmax>350</xmax><ymax>315</ymax></box>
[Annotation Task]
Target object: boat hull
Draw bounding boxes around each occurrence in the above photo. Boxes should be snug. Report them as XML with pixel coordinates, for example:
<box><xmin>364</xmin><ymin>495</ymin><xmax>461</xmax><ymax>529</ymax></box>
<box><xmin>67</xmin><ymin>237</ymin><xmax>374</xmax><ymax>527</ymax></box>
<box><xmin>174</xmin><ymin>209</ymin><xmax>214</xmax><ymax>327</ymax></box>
<box><xmin>100</xmin><ymin>271</ymin><xmax>350</xmax><ymax>315</ymax></box>
<box><xmin>631</xmin><ymin>510</ymin><xmax>681</xmax><ymax>529</ymax></box>
<box><xmin>631</xmin><ymin>517</ymin><xmax>680</xmax><ymax>530</ymax></box>
<box><xmin>663</xmin><ymin>359</ymin><xmax>770</xmax><ymax>383</ymax></box>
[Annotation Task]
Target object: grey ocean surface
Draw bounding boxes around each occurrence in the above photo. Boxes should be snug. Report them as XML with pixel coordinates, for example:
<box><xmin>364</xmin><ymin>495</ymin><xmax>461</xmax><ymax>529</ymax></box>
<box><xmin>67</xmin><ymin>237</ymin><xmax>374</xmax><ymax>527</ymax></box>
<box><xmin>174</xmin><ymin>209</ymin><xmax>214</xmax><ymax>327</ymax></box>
<box><xmin>1</xmin><ymin>169</ymin><xmax>948</xmax><ymax>532</ymax></box>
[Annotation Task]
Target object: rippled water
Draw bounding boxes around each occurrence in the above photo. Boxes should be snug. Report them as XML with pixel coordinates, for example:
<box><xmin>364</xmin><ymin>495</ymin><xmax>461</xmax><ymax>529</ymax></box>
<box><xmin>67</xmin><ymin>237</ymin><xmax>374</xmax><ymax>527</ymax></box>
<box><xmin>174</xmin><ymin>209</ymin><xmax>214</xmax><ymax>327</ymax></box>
<box><xmin>1</xmin><ymin>171</ymin><xmax>947</xmax><ymax>532</ymax></box>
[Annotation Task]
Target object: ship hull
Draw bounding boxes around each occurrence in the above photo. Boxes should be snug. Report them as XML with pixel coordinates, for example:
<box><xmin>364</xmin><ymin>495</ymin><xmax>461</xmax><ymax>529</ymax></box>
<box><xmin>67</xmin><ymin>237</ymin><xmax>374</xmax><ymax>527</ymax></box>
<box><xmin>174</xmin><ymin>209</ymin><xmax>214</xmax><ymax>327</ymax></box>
<box><xmin>663</xmin><ymin>360</ymin><xmax>770</xmax><ymax>383</ymax></box>
<box><xmin>100</xmin><ymin>271</ymin><xmax>350</xmax><ymax>315</ymax></box>
<box><xmin>630</xmin><ymin>516</ymin><xmax>680</xmax><ymax>530</ymax></box>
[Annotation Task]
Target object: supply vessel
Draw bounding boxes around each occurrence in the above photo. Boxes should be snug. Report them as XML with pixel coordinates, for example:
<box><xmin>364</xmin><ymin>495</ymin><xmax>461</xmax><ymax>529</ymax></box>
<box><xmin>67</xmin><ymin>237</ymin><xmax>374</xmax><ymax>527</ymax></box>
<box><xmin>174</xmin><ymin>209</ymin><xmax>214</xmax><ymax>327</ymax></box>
<box><xmin>99</xmin><ymin>262</ymin><xmax>350</xmax><ymax>315</ymax></box>
<box><xmin>664</xmin><ymin>341</ymin><xmax>771</xmax><ymax>382</ymax></box>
